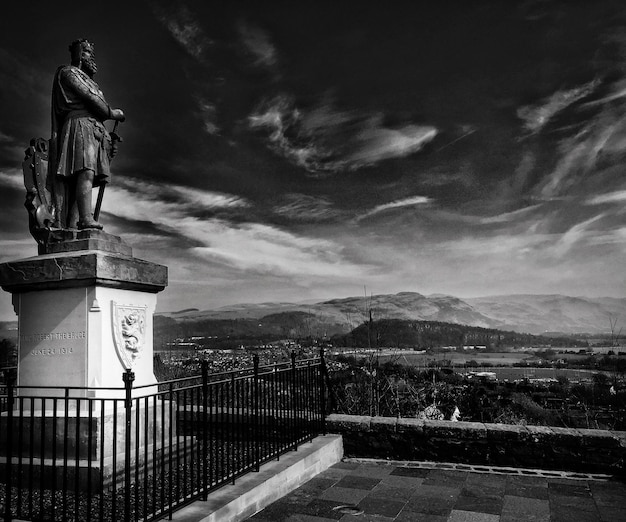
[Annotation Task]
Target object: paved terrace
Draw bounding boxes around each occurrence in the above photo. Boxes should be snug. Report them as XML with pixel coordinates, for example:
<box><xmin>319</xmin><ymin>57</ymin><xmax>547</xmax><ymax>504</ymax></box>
<box><xmin>246</xmin><ymin>460</ymin><xmax>626</xmax><ymax>522</ymax></box>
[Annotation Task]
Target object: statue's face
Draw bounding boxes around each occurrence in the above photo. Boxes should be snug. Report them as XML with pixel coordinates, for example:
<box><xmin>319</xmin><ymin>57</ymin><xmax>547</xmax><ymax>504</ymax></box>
<box><xmin>80</xmin><ymin>45</ymin><xmax>98</xmax><ymax>77</ymax></box>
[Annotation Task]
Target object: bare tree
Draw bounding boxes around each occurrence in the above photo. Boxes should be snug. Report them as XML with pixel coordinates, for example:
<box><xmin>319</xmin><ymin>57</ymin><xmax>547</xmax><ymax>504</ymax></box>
<box><xmin>608</xmin><ymin>315</ymin><xmax>623</xmax><ymax>348</ymax></box>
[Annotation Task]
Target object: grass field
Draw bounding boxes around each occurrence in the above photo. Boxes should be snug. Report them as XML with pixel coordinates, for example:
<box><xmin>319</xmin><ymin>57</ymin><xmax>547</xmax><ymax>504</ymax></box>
<box><xmin>378</xmin><ymin>351</ymin><xmax>536</xmax><ymax>367</ymax></box>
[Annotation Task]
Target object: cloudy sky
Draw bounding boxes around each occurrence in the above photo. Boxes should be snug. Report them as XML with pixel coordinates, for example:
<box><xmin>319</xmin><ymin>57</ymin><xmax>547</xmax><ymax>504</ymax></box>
<box><xmin>1</xmin><ymin>0</ymin><xmax>625</xmax><ymax>320</ymax></box>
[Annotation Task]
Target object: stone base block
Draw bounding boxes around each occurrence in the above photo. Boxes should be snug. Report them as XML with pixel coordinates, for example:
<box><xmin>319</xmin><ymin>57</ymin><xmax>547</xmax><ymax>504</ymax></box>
<box><xmin>0</xmin><ymin>437</ymin><xmax>198</xmax><ymax>492</ymax></box>
<box><xmin>0</xmin><ymin>400</ymin><xmax>184</xmax><ymax>490</ymax></box>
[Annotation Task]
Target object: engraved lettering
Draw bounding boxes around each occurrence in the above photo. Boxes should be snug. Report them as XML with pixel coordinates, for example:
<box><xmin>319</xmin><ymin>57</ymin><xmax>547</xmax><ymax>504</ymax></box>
<box><xmin>31</xmin><ymin>346</ymin><xmax>74</xmax><ymax>356</ymax></box>
<box><xmin>21</xmin><ymin>331</ymin><xmax>86</xmax><ymax>343</ymax></box>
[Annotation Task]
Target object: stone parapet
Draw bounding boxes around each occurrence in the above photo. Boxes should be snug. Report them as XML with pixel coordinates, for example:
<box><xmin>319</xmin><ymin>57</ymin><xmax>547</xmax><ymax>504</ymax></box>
<box><xmin>326</xmin><ymin>414</ymin><xmax>626</xmax><ymax>476</ymax></box>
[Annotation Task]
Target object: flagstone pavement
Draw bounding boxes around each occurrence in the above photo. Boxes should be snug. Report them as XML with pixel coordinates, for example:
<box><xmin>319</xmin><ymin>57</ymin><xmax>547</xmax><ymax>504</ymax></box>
<box><xmin>245</xmin><ymin>460</ymin><xmax>626</xmax><ymax>522</ymax></box>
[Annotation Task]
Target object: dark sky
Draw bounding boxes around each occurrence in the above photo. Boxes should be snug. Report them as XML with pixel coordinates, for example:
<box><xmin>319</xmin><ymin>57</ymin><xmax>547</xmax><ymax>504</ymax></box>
<box><xmin>1</xmin><ymin>0</ymin><xmax>625</xmax><ymax>320</ymax></box>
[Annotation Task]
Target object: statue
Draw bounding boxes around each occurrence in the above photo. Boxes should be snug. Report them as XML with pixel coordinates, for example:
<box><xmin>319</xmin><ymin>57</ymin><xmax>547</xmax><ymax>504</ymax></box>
<box><xmin>22</xmin><ymin>38</ymin><xmax>125</xmax><ymax>247</ymax></box>
<box><xmin>48</xmin><ymin>38</ymin><xmax>125</xmax><ymax>230</ymax></box>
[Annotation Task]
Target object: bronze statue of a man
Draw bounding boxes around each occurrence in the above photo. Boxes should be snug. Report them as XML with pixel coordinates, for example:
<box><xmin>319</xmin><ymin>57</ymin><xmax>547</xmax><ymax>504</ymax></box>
<box><xmin>48</xmin><ymin>38</ymin><xmax>125</xmax><ymax>230</ymax></box>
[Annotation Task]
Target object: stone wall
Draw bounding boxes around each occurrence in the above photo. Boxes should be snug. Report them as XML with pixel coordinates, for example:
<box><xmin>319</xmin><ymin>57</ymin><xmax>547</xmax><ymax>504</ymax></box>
<box><xmin>326</xmin><ymin>414</ymin><xmax>626</xmax><ymax>476</ymax></box>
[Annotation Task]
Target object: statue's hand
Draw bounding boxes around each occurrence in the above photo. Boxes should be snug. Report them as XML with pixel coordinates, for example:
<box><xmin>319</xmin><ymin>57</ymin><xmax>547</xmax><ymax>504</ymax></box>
<box><xmin>111</xmin><ymin>108</ymin><xmax>125</xmax><ymax>122</ymax></box>
<box><xmin>110</xmin><ymin>141</ymin><xmax>119</xmax><ymax>158</ymax></box>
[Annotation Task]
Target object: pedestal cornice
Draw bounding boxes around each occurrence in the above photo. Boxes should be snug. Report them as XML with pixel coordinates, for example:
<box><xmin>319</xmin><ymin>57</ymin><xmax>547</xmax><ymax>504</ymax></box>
<box><xmin>0</xmin><ymin>250</ymin><xmax>168</xmax><ymax>294</ymax></box>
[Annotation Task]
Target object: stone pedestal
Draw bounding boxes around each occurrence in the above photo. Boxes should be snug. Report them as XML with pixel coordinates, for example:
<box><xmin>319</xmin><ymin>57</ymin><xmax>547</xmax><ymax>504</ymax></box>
<box><xmin>0</xmin><ymin>231</ymin><xmax>167</xmax><ymax>396</ymax></box>
<box><xmin>0</xmin><ymin>232</ymin><xmax>173</xmax><ymax>490</ymax></box>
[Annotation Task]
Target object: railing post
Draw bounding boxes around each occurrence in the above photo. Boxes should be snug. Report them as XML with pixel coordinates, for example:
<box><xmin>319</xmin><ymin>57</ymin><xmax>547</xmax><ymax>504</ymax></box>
<box><xmin>253</xmin><ymin>354</ymin><xmax>260</xmax><ymax>471</ymax></box>
<box><xmin>4</xmin><ymin>369</ymin><xmax>16</xmax><ymax>522</ymax></box>
<box><xmin>201</xmin><ymin>360</ymin><xmax>209</xmax><ymax>500</ymax></box>
<box><xmin>123</xmin><ymin>369</ymin><xmax>135</xmax><ymax>522</ymax></box>
<box><xmin>230</xmin><ymin>371</ymin><xmax>236</xmax><ymax>484</ymax></box>
<box><xmin>320</xmin><ymin>348</ymin><xmax>327</xmax><ymax>434</ymax></box>
<box><xmin>290</xmin><ymin>351</ymin><xmax>297</xmax><ymax>450</ymax></box>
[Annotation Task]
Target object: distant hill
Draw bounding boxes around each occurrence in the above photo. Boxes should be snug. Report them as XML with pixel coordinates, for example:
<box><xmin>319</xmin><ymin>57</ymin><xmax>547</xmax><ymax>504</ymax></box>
<box><xmin>158</xmin><ymin>292</ymin><xmax>626</xmax><ymax>337</ymax></box>
<box><xmin>466</xmin><ymin>295</ymin><xmax>626</xmax><ymax>335</ymax></box>
<box><xmin>333</xmin><ymin>318</ymin><xmax>589</xmax><ymax>350</ymax></box>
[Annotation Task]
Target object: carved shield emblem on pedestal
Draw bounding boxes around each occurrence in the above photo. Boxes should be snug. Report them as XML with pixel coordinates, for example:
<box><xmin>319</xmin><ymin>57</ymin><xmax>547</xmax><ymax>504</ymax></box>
<box><xmin>112</xmin><ymin>302</ymin><xmax>147</xmax><ymax>369</ymax></box>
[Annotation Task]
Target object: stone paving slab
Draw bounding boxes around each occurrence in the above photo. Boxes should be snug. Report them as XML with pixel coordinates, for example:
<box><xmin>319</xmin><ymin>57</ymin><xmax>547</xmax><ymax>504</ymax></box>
<box><xmin>246</xmin><ymin>460</ymin><xmax>626</xmax><ymax>522</ymax></box>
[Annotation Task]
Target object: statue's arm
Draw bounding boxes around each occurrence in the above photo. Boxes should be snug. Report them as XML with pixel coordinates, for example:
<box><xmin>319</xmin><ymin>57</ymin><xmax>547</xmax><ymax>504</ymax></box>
<box><xmin>60</xmin><ymin>68</ymin><xmax>112</xmax><ymax>121</ymax></box>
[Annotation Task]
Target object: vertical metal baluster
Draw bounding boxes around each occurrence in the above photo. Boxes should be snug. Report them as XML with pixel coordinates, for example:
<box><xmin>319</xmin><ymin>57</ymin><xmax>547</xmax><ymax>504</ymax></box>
<box><xmin>291</xmin><ymin>352</ymin><xmax>297</xmax><ymax>451</ymax></box>
<box><xmin>74</xmin><ymin>397</ymin><xmax>81</xmax><ymax>518</ymax></box>
<box><xmin>296</xmin><ymin>360</ymin><xmax>302</xmax><ymax>444</ymax></box>
<box><xmin>170</xmin><ymin>382</ymin><xmax>178</xmax><ymax>508</ymax></box>
<box><xmin>123</xmin><ymin>370</ymin><xmax>134</xmax><ymax>522</ymax></box>
<box><xmin>201</xmin><ymin>362</ymin><xmax>208</xmax><ymax>499</ymax></box>
<box><xmin>152</xmin><ymin>394</ymin><xmax>157</xmax><ymax>519</ymax></box>
<box><xmin>51</xmin><ymin>398</ymin><xmax>58</xmax><ymax>520</ymax></box>
<box><xmin>232</xmin><ymin>374</ymin><xmax>242</xmax><ymax>478</ymax></box>
<box><xmin>62</xmin><ymin>389</ymin><xmax>69</xmax><ymax>520</ymax></box>
<box><xmin>99</xmin><ymin>399</ymin><xmax>105</xmax><ymax>522</ymax></box>
<box><xmin>253</xmin><ymin>356</ymin><xmax>260</xmax><ymax>471</ymax></box>
<box><xmin>193</xmin><ymin>380</ymin><xmax>198</xmax><ymax>496</ymax></box>
<box><xmin>87</xmin><ymin>398</ymin><xmax>93</xmax><ymax>521</ymax></box>
<box><xmin>272</xmin><ymin>363</ymin><xmax>282</xmax><ymax>460</ymax></box>
<box><xmin>305</xmin><ymin>362</ymin><xmax>310</xmax><ymax>440</ymax></box>
<box><xmin>319</xmin><ymin>348</ymin><xmax>326</xmax><ymax>435</ymax></box>
<box><xmin>219</xmin><ymin>381</ymin><xmax>225</xmax><ymax>484</ymax></box>
<box><xmin>38</xmin><ymin>396</ymin><xmax>46</xmax><ymax>520</ymax></box>
<box><xmin>143</xmin><ymin>395</ymin><xmax>148</xmax><ymax>521</ymax></box>
<box><xmin>297</xmin><ymin>360</ymin><xmax>302</xmax><ymax>444</ymax></box>
<box><xmin>161</xmin><ymin>395</ymin><xmax>163</xmax><ymax>512</ymax></box>
<box><xmin>182</xmin><ymin>385</ymin><xmax>188</xmax><ymax>500</ymax></box>
<box><xmin>230</xmin><ymin>373</ymin><xmax>234</xmax><ymax>483</ymax></box>
<box><xmin>168</xmin><ymin>381</ymin><xmax>173</xmax><ymax>518</ymax></box>
<box><xmin>26</xmin><ymin>396</ymin><xmax>33</xmax><ymax>518</ymax></box>
<box><xmin>208</xmin><ymin>378</ymin><xmax>214</xmax><ymax>488</ymax></box>
<box><xmin>112</xmin><ymin>400</ymin><xmax>119</xmax><ymax>521</ymax></box>
<box><xmin>4</xmin><ymin>374</ymin><xmax>14</xmax><ymax>522</ymax></box>
<box><xmin>17</xmin><ymin>394</ymin><xmax>24</xmax><ymax>520</ymax></box>
<box><xmin>241</xmin><ymin>375</ymin><xmax>246</xmax><ymax>473</ymax></box>
<box><xmin>134</xmin><ymin>395</ymin><xmax>139</xmax><ymax>522</ymax></box>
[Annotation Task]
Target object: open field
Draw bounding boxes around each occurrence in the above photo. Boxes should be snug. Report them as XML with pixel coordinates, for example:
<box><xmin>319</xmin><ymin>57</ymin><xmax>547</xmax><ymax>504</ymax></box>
<box><xmin>365</xmin><ymin>351</ymin><xmax>620</xmax><ymax>382</ymax></box>
<box><xmin>375</xmin><ymin>351</ymin><xmax>536</xmax><ymax>367</ymax></box>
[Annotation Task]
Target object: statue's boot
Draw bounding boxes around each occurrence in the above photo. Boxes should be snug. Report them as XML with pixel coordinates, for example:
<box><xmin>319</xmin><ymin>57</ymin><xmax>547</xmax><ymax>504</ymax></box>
<box><xmin>76</xmin><ymin>169</ymin><xmax>103</xmax><ymax>230</ymax></box>
<box><xmin>78</xmin><ymin>214</ymin><xmax>103</xmax><ymax>230</ymax></box>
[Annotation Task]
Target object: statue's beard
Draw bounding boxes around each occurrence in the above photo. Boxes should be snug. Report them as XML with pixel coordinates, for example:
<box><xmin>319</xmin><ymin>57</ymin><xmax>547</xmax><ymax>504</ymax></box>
<box><xmin>82</xmin><ymin>56</ymin><xmax>98</xmax><ymax>77</ymax></box>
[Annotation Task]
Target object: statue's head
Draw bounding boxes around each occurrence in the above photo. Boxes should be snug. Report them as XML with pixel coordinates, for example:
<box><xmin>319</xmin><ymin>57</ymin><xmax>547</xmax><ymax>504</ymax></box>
<box><xmin>69</xmin><ymin>39</ymin><xmax>97</xmax><ymax>77</ymax></box>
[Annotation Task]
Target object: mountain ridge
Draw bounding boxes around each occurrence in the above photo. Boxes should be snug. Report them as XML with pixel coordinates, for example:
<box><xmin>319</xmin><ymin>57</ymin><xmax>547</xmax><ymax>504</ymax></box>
<box><xmin>158</xmin><ymin>292</ymin><xmax>626</xmax><ymax>336</ymax></box>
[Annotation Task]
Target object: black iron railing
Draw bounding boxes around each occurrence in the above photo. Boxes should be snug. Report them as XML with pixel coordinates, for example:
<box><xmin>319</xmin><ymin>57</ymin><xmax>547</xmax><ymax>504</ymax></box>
<box><xmin>0</xmin><ymin>352</ymin><xmax>329</xmax><ymax>522</ymax></box>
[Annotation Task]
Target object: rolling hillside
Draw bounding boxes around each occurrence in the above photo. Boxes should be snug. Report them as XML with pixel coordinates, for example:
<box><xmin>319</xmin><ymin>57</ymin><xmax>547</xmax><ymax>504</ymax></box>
<box><xmin>158</xmin><ymin>292</ymin><xmax>626</xmax><ymax>337</ymax></box>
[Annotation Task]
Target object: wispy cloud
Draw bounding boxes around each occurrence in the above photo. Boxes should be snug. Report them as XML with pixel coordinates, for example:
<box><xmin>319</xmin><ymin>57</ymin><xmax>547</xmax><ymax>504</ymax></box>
<box><xmin>195</xmin><ymin>96</ymin><xmax>220</xmax><ymax>135</ymax></box>
<box><xmin>152</xmin><ymin>4</ymin><xmax>212</xmax><ymax>63</ymax></box>
<box><xmin>273</xmin><ymin>194</ymin><xmax>343</xmax><ymax>222</ymax></box>
<box><xmin>237</xmin><ymin>21</ymin><xmax>278</xmax><ymax>69</ymax></box>
<box><xmin>103</xmin><ymin>177</ymin><xmax>368</xmax><ymax>280</ymax></box>
<box><xmin>586</xmin><ymin>190</ymin><xmax>626</xmax><ymax>205</ymax></box>
<box><xmin>582</xmin><ymin>82</ymin><xmax>626</xmax><ymax>107</ymax></box>
<box><xmin>477</xmin><ymin>204</ymin><xmax>544</xmax><ymax>225</ymax></box>
<box><xmin>356</xmin><ymin>196</ymin><xmax>432</xmax><ymax>221</ymax></box>
<box><xmin>116</xmin><ymin>177</ymin><xmax>248</xmax><ymax>211</ymax></box>
<box><xmin>151</xmin><ymin>4</ymin><xmax>223</xmax><ymax>135</ymax></box>
<box><xmin>538</xmin><ymin>114</ymin><xmax>626</xmax><ymax>199</ymax></box>
<box><xmin>517</xmin><ymin>79</ymin><xmax>600</xmax><ymax>133</ymax></box>
<box><xmin>249</xmin><ymin>95</ymin><xmax>437</xmax><ymax>174</ymax></box>
<box><xmin>552</xmin><ymin>213</ymin><xmax>607</xmax><ymax>257</ymax></box>
<box><xmin>0</xmin><ymin>168</ymin><xmax>24</xmax><ymax>191</ymax></box>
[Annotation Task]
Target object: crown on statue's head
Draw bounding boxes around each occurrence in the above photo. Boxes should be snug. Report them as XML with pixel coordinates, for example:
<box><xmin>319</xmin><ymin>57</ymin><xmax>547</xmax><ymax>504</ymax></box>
<box><xmin>68</xmin><ymin>38</ymin><xmax>94</xmax><ymax>65</ymax></box>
